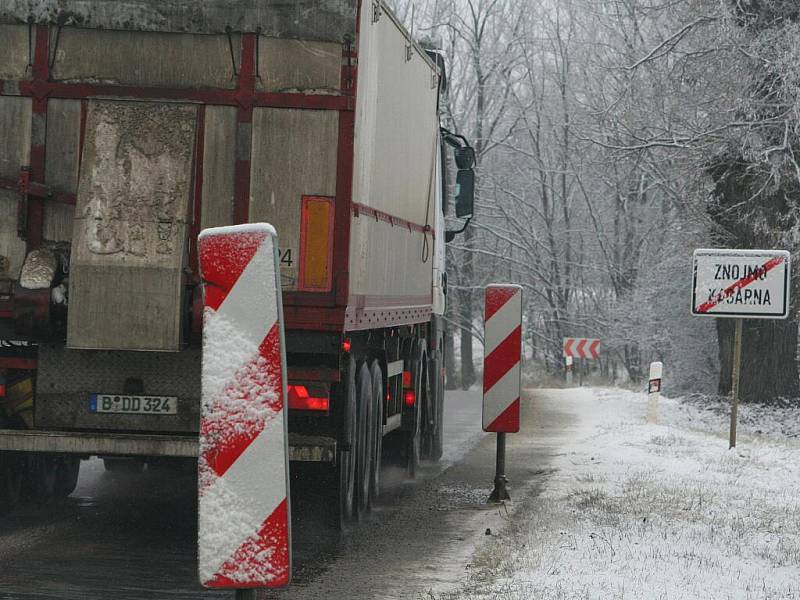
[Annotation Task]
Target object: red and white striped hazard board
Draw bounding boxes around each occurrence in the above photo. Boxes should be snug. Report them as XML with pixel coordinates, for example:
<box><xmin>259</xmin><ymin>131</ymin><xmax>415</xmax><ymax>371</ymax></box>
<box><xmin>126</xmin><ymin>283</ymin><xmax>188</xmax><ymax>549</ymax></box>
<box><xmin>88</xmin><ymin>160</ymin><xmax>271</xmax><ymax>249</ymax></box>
<box><xmin>483</xmin><ymin>285</ymin><xmax>522</xmax><ymax>433</ymax></box>
<box><xmin>197</xmin><ymin>224</ymin><xmax>291</xmax><ymax>589</ymax></box>
<box><xmin>563</xmin><ymin>338</ymin><xmax>600</xmax><ymax>359</ymax></box>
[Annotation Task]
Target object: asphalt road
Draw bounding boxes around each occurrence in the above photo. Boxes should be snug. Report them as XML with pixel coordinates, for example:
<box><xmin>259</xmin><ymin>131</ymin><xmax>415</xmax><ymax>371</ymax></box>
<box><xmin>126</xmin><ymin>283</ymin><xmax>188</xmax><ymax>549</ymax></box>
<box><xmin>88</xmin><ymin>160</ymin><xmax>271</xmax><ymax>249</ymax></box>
<box><xmin>0</xmin><ymin>389</ymin><xmax>572</xmax><ymax>600</ymax></box>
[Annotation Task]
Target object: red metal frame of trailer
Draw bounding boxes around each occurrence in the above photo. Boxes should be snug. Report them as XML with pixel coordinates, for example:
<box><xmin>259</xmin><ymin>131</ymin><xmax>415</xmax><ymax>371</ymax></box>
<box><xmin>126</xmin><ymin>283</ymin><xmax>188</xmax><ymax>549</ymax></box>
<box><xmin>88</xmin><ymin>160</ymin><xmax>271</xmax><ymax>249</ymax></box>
<box><xmin>0</xmin><ymin>3</ymin><xmax>436</xmax><ymax>335</ymax></box>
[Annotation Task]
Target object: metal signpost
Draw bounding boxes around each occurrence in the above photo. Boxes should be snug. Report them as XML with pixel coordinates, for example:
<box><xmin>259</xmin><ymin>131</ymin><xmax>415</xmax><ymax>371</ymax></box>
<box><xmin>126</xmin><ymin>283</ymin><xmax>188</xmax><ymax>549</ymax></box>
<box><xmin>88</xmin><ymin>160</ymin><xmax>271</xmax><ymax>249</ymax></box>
<box><xmin>692</xmin><ymin>249</ymin><xmax>791</xmax><ymax>448</ymax></box>
<box><xmin>483</xmin><ymin>284</ymin><xmax>522</xmax><ymax>503</ymax></box>
<box><xmin>198</xmin><ymin>224</ymin><xmax>292</xmax><ymax>595</ymax></box>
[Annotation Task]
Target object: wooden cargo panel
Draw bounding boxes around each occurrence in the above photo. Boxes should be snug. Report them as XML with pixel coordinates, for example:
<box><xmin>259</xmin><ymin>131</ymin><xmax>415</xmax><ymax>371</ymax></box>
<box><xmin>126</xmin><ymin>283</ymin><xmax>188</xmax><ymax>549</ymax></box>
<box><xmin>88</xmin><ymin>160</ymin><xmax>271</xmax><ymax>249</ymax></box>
<box><xmin>249</xmin><ymin>108</ymin><xmax>338</xmax><ymax>291</ymax></box>
<box><xmin>257</xmin><ymin>38</ymin><xmax>342</xmax><ymax>93</ymax></box>
<box><xmin>43</xmin><ymin>98</ymin><xmax>81</xmax><ymax>242</ymax></box>
<box><xmin>51</xmin><ymin>29</ymin><xmax>239</xmax><ymax>89</ymax></box>
<box><xmin>0</xmin><ymin>190</ymin><xmax>26</xmax><ymax>281</ymax></box>
<box><xmin>67</xmin><ymin>100</ymin><xmax>196</xmax><ymax>351</ymax></box>
<box><xmin>0</xmin><ymin>24</ymin><xmax>29</xmax><ymax>80</ymax></box>
<box><xmin>200</xmin><ymin>105</ymin><xmax>237</xmax><ymax>230</ymax></box>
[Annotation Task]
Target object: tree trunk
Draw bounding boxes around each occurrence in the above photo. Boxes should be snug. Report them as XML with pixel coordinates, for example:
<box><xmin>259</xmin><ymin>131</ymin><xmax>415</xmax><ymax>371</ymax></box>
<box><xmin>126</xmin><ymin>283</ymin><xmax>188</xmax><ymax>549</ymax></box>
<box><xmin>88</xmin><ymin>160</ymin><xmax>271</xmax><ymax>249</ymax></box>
<box><xmin>717</xmin><ymin>318</ymin><xmax>799</xmax><ymax>403</ymax></box>
<box><xmin>459</xmin><ymin>292</ymin><xmax>475</xmax><ymax>390</ymax></box>
<box><xmin>444</xmin><ymin>326</ymin><xmax>458</xmax><ymax>390</ymax></box>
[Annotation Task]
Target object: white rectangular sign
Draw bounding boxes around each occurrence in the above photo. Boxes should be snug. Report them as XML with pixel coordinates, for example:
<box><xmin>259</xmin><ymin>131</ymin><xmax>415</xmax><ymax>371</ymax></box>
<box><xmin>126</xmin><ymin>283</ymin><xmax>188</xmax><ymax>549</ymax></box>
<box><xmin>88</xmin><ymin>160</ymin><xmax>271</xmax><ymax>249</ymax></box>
<box><xmin>692</xmin><ymin>249</ymin><xmax>791</xmax><ymax>319</ymax></box>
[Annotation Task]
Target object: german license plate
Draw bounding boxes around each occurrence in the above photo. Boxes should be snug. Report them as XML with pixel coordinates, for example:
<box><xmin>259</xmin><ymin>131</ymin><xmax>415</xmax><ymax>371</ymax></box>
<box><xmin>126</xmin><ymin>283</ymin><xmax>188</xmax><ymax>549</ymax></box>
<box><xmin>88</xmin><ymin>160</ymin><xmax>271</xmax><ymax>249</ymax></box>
<box><xmin>89</xmin><ymin>394</ymin><xmax>178</xmax><ymax>415</ymax></box>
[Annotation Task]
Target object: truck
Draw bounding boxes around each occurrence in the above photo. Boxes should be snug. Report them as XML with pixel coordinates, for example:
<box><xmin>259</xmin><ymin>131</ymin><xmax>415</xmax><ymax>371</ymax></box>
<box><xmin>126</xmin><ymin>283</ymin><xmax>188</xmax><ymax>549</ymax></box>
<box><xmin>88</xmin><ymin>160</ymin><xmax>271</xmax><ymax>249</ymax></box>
<box><xmin>0</xmin><ymin>0</ymin><xmax>475</xmax><ymax>528</ymax></box>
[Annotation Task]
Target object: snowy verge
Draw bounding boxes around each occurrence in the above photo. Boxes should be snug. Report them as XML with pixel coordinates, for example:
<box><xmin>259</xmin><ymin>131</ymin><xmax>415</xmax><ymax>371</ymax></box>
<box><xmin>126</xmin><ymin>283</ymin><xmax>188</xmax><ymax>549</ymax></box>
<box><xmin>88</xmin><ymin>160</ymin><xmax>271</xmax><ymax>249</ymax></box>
<box><xmin>438</xmin><ymin>387</ymin><xmax>800</xmax><ymax>600</ymax></box>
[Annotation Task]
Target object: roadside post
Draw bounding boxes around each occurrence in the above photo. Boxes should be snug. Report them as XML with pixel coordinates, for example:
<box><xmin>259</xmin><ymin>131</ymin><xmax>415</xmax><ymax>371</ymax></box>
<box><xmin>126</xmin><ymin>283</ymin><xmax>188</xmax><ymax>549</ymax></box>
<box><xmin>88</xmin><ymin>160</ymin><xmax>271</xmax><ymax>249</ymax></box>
<box><xmin>197</xmin><ymin>224</ymin><xmax>292</xmax><ymax>594</ymax></box>
<box><xmin>647</xmin><ymin>361</ymin><xmax>662</xmax><ymax>424</ymax></box>
<box><xmin>565</xmin><ymin>356</ymin><xmax>573</xmax><ymax>386</ymax></box>
<box><xmin>483</xmin><ymin>284</ymin><xmax>522</xmax><ymax>503</ymax></box>
<box><xmin>563</xmin><ymin>338</ymin><xmax>600</xmax><ymax>388</ymax></box>
<box><xmin>692</xmin><ymin>249</ymin><xmax>791</xmax><ymax>449</ymax></box>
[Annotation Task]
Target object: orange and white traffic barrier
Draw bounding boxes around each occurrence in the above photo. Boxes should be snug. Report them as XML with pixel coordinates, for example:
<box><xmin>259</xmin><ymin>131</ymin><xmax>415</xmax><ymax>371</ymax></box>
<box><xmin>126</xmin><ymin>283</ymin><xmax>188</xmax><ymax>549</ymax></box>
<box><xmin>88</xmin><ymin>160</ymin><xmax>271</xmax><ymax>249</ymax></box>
<box><xmin>197</xmin><ymin>224</ymin><xmax>291</xmax><ymax>589</ymax></box>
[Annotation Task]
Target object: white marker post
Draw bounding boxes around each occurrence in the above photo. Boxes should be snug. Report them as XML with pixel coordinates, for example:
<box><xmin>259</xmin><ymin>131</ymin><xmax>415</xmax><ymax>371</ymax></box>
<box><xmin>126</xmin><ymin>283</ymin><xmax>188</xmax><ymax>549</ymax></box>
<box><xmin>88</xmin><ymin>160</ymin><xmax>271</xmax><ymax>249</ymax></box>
<box><xmin>692</xmin><ymin>249</ymin><xmax>791</xmax><ymax>448</ymax></box>
<box><xmin>647</xmin><ymin>361</ymin><xmax>662</xmax><ymax>424</ymax></box>
<box><xmin>565</xmin><ymin>356</ymin><xmax>573</xmax><ymax>387</ymax></box>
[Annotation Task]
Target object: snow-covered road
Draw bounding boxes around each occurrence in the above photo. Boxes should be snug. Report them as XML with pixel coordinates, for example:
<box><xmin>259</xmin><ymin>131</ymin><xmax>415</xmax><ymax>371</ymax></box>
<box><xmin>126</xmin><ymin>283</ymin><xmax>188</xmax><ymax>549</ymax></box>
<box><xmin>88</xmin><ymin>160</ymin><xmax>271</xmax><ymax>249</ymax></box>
<box><xmin>447</xmin><ymin>387</ymin><xmax>800</xmax><ymax>600</ymax></box>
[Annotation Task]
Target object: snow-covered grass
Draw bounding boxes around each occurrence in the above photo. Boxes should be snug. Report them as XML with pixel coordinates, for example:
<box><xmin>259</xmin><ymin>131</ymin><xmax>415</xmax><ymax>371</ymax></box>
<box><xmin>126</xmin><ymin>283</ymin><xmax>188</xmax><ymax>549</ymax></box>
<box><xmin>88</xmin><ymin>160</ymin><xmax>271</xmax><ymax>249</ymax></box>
<box><xmin>439</xmin><ymin>388</ymin><xmax>800</xmax><ymax>600</ymax></box>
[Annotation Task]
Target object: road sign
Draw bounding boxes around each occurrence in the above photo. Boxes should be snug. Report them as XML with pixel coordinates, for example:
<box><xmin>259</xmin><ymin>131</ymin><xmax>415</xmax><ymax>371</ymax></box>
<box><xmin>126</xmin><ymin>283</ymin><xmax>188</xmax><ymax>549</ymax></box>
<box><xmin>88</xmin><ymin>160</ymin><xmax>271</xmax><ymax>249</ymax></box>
<box><xmin>692</xmin><ymin>249</ymin><xmax>790</xmax><ymax>319</ymax></box>
<box><xmin>563</xmin><ymin>338</ymin><xmax>600</xmax><ymax>359</ymax></box>
<box><xmin>483</xmin><ymin>284</ymin><xmax>522</xmax><ymax>433</ymax></box>
<box><xmin>197</xmin><ymin>224</ymin><xmax>291</xmax><ymax>589</ymax></box>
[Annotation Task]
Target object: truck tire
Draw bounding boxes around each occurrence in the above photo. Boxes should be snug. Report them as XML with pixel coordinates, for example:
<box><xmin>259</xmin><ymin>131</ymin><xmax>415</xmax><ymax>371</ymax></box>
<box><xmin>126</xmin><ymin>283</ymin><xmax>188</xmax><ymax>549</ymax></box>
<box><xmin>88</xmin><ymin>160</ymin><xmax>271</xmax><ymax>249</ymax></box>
<box><xmin>406</xmin><ymin>346</ymin><xmax>425</xmax><ymax>478</ymax></box>
<box><xmin>24</xmin><ymin>454</ymin><xmax>58</xmax><ymax>501</ymax></box>
<box><xmin>423</xmin><ymin>351</ymin><xmax>444</xmax><ymax>462</ymax></box>
<box><xmin>0</xmin><ymin>452</ymin><xmax>24</xmax><ymax>515</ymax></box>
<box><xmin>54</xmin><ymin>456</ymin><xmax>81</xmax><ymax>498</ymax></box>
<box><xmin>355</xmin><ymin>361</ymin><xmax>373</xmax><ymax>517</ymax></box>
<box><xmin>331</xmin><ymin>356</ymin><xmax>357</xmax><ymax>529</ymax></box>
<box><xmin>369</xmin><ymin>360</ymin><xmax>384</xmax><ymax>503</ymax></box>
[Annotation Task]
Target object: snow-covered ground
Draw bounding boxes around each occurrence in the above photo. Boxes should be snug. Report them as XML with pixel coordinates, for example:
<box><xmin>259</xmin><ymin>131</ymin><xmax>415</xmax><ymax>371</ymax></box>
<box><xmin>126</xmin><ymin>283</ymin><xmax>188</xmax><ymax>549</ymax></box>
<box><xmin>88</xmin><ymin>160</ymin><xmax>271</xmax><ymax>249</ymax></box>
<box><xmin>444</xmin><ymin>388</ymin><xmax>800</xmax><ymax>600</ymax></box>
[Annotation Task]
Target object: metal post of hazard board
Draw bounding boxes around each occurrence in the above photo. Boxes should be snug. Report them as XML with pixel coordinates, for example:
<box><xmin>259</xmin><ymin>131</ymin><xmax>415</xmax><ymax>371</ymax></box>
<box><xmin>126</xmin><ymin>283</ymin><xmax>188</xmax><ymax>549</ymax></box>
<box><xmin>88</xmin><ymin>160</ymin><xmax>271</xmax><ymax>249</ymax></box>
<box><xmin>483</xmin><ymin>284</ymin><xmax>522</xmax><ymax>503</ymax></box>
<box><xmin>692</xmin><ymin>248</ymin><xmax>791</xmax><ymax>449</ymax></box>
<box><xmin>197</xmin><ymin>223</ymin><xmax>292</xmax><ymax>594</ymax></box>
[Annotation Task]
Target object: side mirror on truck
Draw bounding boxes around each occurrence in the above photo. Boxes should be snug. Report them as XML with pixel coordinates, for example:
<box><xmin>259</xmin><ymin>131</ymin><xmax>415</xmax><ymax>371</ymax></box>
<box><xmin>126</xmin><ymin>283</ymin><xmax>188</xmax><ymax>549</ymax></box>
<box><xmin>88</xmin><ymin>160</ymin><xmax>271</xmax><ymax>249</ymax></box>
<box><xmin>441</xmin><ymin>128</ymin><xmax>476</xmax><ymax>242</ymax></box>
<box><xmin>454</xmin><ymin>169</ymin><xmax>474</xmax><ymax>219</ymax></box>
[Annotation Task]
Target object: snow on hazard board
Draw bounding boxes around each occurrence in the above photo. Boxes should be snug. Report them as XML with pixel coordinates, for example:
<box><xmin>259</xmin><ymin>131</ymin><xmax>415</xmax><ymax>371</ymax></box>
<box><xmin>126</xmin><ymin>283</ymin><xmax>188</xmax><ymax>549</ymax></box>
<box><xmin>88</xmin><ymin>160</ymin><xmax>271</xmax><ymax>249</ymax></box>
<box><xmin>197</xmin><ymin>223</ymin><xmax>291</xmax><ymax>589</ymax></box>
<box><xmin>692</xmin><ymin>249</ymin><xmax>791</xmax><ymax>319</ymax></box>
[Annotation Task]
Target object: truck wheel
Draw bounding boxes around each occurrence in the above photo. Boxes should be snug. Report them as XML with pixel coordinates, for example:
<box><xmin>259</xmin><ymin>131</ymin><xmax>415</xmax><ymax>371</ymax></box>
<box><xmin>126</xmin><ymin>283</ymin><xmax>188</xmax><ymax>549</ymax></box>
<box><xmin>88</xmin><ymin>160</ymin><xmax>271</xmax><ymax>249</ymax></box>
<box><xmin>355</xmin><ymin>362</ymin><xmax>373</xmax><ymax>517</ymax></box>
<box><xmin>54</xmin><ymin>456</ymin><xmax>81</xmax><ymax>498</ymax></box>
<box><xmin>0</xmin><ymin>452</ymin><xmax>24</xmax><ymax>515</ymax></box>
<box><xmin>369</xmin><ymin>360</ymin><xmax>384</xmax><ymax>503</ymax></box>
<box><xmin>331</xmin><ymin>356</ymin><xmax>357</xmax><ymax>530</ymax></box>
<box><xmin>406</xmin><ymin>349</ymin><xmax>425</xmax><ymax>478</ymax></box>
<box><xmin>25</xmin><ymin>454</ymin><xmax>58</xmax><ymax>501</ymax></box>
<box><xmin>423</xmin><ymin>353</ymin><xmax>444</xmax><ymax>462</ymax></box>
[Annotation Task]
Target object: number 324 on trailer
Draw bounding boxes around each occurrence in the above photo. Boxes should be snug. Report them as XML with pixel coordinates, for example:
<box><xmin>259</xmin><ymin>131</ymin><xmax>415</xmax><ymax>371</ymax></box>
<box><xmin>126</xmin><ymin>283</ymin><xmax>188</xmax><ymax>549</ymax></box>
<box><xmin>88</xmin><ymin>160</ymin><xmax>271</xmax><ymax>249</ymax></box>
<box><xmin>692</xmin><ymin>249</ymin><xmax>791</xmax><ymax>319</ymax></box>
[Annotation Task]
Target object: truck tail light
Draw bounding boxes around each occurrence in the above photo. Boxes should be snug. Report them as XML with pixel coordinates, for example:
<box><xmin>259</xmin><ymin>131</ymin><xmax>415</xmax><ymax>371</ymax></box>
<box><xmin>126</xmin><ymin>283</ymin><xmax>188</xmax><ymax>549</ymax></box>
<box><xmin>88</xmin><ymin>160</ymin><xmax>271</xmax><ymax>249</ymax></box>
<box><xmin>404</xmin><ymin>390</ymin><xmax>416</xmax><ymax>407</ymax></box>
<box><xmin>299</xmin><ymin>196</ymin><xmax>334</xmax><ymax>292</ymax></box>
<box><xmin>288</xmin><ymin>384</ymin><xmax>330</xmax><ymax>412</ymax></box>
<box><xmin>402</xmin><ymin>370</ymin><xmax>412</xmax><ymax>388</ymax></box>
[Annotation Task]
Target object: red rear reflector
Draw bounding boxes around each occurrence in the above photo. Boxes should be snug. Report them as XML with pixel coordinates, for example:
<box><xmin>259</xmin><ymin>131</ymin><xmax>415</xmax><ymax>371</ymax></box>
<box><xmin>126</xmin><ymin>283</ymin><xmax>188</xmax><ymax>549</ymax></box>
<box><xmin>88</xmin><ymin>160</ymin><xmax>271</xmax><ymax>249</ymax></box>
<box><xmin>402</xmin><ymin>370</ymin><xmax>412</xmax><ymax>388</ymax></box>
<box><xmin>288</xmin><ymin>384</ymin><xmax>330</xmax><ymax>411</ymax></box>
<box><xmin>404</xmin><ymin>390</ymin><xmax>416</xmax><ymax>407</ymax></box>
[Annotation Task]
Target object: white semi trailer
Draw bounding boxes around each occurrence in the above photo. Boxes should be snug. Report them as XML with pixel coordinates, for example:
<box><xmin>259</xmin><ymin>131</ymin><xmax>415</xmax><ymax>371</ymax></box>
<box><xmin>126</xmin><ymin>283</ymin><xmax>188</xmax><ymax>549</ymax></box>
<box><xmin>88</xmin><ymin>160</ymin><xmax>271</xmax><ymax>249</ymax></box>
<box><xmin>0</xmin><ymin>0</ymin><xmax>474</xmax><ymax>527</ymax></box>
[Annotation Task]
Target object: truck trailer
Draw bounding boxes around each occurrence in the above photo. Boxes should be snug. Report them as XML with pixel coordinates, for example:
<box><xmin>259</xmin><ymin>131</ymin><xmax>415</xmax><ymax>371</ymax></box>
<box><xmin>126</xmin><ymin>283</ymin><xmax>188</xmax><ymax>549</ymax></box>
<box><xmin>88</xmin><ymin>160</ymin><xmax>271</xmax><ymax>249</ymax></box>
<box><xmin>0</xmin><ymin>0</ymin><xmax>474</xmax><ymax>527</ymax></box>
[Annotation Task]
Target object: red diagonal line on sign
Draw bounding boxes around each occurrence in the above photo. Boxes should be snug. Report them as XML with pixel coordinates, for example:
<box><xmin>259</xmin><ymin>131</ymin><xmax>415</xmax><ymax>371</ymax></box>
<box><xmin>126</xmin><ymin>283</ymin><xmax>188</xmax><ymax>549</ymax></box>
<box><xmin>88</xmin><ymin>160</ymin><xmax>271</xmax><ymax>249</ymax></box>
<box><xmin>200</xmin><ymin>323</ymin><xmax>284</xmax><ymax>478</ymax></box>
<box><xmin>589</xmin><ymin>339</ymin><xmax>600</xmax><ymax>359</ymax></box>
<box><xmin>696</xmin><ymin>255</ymin><xmax>785</xmax><ymax>314</ymax></box>
<box><xmin>564</xmin><ymin>338</ymin><xmax>574</xmax><ymax>357</ymax></box>
<box><xmin>483</xmin><ymin>326</ymin><xmax>521</xmax><ymax>393</ymax></box>
<box><xmin>485</xmin><ymin>398</ymin><xmax>520</xmax><ymax>433</ymax></box>
<box><xmin>485</xmin><ymin>286</ymin><xmax>518</xmax><ymax>321</ymax></box>
<box><xmin>206</xmin><ymin>498</ymin><xmax>290</xmax><ymax>588</ymax></box>
<box><xmin>200</xmin><ymin>231</ymin><xmax>266</xmax><ymax>311</ymax></box>
<box><xmin>576</xmin><ymin>339</ymin><xmax>587</xmax><ymax>358</ymax></box>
